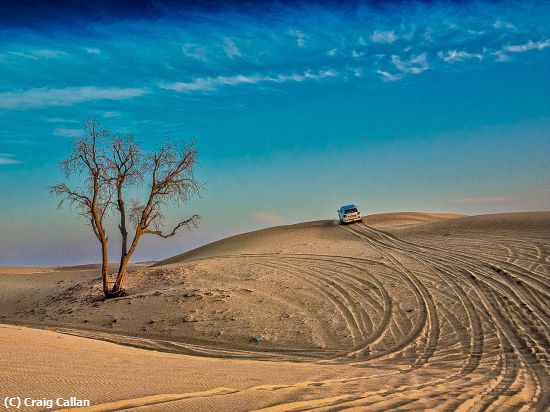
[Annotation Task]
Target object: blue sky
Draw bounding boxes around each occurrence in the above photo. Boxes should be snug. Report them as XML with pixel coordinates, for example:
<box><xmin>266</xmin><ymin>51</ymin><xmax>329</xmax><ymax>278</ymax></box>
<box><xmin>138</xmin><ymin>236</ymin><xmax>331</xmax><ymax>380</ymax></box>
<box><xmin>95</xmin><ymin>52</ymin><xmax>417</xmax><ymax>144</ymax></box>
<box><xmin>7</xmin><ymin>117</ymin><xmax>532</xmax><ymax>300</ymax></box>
<box><xmin>0</xmin><ymin>0</ymin><xmax>549</xmax><ymax>265</ymax></box>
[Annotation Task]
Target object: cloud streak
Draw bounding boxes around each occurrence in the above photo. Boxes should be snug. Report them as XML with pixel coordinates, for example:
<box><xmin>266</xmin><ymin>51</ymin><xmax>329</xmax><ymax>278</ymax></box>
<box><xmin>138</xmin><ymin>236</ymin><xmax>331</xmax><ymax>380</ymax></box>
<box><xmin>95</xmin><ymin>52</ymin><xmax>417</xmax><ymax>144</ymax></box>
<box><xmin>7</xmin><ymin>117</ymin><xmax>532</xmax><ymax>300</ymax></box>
<box><xmin>85</xmin><ymin>47</ymin><xmax>101</xmax><ymax>55</ymax></box>
<box><xmin>293</xmin><ymin>31</ymin><xmax>306</xmax><ymax>47</ymax></box>
<box><xmin>160</xmin><ymin>69</ymin><xmax>338</xmax><ymax>93</ymax></box>
<box><xmin>182</xmin><ymin>43</ymin><xmax>208</xmax><ymax>62</ymax></box>
<box><xmin>0</xmin><ymin>153</ymin><xmax>21</xmax><ymax>165</ymax></box>
<box><xmin>377</xmin><ymin>69</ymin><xmax>402</xmax><ymax>81</ymax></box>
<box><xmin>493</xmin><ymin>20</ymin><xmax>516</xmax><ymax>30</ymax></box>
<box><xmin>439</xmin><ymin>49</ymin><xmax>483</xmax><ymax>63</ymax></box>
<box><xmin>0</xmin><ymin>86</ymin><xmax>149</xmax><ymax>110</ymax></box>
<box><xmin>371</xmin><ymin>30</ymin><xmax>397</xmax><ymax>44</ymax></box>
<box><xmin>1</xmin><ymin>49</ymin><xmax>66</xmax><ymax>60</ymax></box>
<box><xmin>392</xmin><ymin>53</ymin><xmax>429</xmax><ymax>74</ymax></box>
<box><xmin>53</xmin><ymin>127</ymin><xmax>81</xmax><ymax>137</ymax></box>
<box><xmin>504</xmin><ymin>39</ymin><xmax>550</xmax><ymax>53</ymax></box>
<box><xmin>223</xmin><ymin>37</ymin><xmax>241</xmax><ymax>59</ymax></box>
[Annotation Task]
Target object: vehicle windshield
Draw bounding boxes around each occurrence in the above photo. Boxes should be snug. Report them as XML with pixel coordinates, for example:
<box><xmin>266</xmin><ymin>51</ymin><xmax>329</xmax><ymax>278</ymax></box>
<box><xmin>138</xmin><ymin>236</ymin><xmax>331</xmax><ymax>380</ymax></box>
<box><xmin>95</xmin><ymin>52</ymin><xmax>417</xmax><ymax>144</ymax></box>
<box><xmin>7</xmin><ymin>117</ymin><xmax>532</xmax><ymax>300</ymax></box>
<box><xmin>345</xmin><ymin>208</ymin><xmax>358</xmax><ymax>214</ymax></box>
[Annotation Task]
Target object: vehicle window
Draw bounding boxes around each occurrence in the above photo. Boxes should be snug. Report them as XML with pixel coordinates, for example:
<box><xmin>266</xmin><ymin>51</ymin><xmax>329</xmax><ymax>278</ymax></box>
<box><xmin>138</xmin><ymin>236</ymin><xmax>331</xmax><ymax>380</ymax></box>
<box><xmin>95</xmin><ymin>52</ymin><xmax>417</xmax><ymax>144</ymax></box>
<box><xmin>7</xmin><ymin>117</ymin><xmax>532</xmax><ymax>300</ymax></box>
<box><xmin>345</xmin><ymin>208</ymin><xmax>358</xmax><ymax>214</ymax></box>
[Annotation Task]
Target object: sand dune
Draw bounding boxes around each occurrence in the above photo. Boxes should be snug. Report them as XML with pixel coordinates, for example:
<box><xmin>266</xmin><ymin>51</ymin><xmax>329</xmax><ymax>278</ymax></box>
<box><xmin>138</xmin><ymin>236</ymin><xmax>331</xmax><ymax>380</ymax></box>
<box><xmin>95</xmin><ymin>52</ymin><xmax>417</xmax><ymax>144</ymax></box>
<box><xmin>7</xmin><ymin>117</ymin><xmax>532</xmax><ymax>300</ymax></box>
<box><xmin>1</xmin><ymin>212</ymin><xmax>549</xmax><ymax>411</ymax></box>
<box><xmin>362</xmin><ymin>211</ymin><xmax>466</xmax><ymax>228</ymax></box>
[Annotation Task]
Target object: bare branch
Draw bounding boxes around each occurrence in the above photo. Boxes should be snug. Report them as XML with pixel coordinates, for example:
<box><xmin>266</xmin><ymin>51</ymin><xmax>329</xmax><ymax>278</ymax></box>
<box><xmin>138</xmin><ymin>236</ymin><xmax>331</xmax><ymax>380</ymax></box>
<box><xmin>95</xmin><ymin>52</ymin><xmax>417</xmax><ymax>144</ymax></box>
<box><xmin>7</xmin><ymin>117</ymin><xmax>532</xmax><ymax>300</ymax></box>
<box><xmin>142</xmin><ymin>215</ymin><xmax>200</xmax><ymax>238</ymax></box>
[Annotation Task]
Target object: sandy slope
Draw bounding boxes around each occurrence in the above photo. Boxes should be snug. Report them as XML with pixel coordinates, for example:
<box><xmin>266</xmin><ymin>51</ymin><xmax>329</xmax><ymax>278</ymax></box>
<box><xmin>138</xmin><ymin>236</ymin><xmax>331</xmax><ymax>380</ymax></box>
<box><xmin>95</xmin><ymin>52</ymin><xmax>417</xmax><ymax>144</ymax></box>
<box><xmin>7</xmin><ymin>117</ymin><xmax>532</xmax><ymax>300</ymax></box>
<box><xmin>0</xmin><ymin>324</ymin><xmax>360</xmax><ymax>412</ymax></box>
<box><xmin>1</xmin><ymin>211</ymin><xmax>549</xmax><ymax>411</ymax></box>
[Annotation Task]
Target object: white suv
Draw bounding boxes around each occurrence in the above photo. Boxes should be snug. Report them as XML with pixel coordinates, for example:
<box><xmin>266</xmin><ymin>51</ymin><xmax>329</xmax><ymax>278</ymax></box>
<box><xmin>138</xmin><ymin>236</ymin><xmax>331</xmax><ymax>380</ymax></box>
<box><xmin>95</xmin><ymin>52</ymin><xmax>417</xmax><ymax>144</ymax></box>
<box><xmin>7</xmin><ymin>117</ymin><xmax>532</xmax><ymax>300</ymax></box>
<box><xmin>338</xmin><ymin>204</ymin><xmax>362</xmax><ymax>224</ymax></box>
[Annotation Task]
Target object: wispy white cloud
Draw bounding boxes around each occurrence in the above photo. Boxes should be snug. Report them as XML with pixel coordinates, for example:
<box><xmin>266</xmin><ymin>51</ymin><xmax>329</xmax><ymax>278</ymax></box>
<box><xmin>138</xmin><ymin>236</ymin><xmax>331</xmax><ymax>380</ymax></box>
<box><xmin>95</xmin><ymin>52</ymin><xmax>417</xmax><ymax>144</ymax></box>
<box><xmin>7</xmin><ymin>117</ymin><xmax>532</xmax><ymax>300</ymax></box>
<box><xmin>491</xmin><ymin>39</ymin><xmax>550</xmax><ymax>62</ymax></box>
<box><xmin>160</xmin><ymin>69</ymin><xmax>338</xmax><ymax>93</ymax></box>
<box><xmin>162</xmin><ymin>75</ymin><xmax>263</xmax><ymax>92</ymax></box>
<box><xmin>223</xmin><ymin>38</ymin><xmax>241</xmax><ymax>59</ymax></box>
<box><xmin>376</xmin><ymin>69</ymin><xmax>402</xmax><ymax>82</ymax></box>
<box><xmin>2</xmin><ymin>49</ymin><xmax>66</xmax><ymax>60</ymax></box>
<box><xmin>492</xmin><ymin>50</ymin><xmax>510</xmax><ymax>62</ymax></box>
<box><xmin>444</xmin><ymin>21</ymin><xmax>459</xmax><ymax>30</ymax></box>
<box><xmin>351</xmin><ymin>50</ymin><xmax>365</xmax><ymax>58</ymax></box>
<box><xmin>33</xmin><ymin>49</ymin><xmax>66</xmax><ymax>58</ymax></box>
<box><xmin>493</xmin><ymin>20</ymin><xmax>516</xmax><ymax>30</ymax></box>
<box><xmin>85</xmin><ymin>47</ymin><xmax>101</xmax><ymax>55</ymax></box>
<box><xmin>182</xmin><ymin>43</ymin><xmax>208</xmax><ymax>62</ymax></box>
<box><xmin>504</xmin><ymin>39</ymin><xmax>550</xmax><ymax>53</ymax></box>
<box><xmin>466</xmin><ymin>29</ymin><xmax>485</xmax><ymax>36</ymax></box>
<box><xmin>0</xmin><ymin>153</ymin><xmax>21</xmax><ymax>165</ymax></box>
<box><xmin>293</xmin><ymin>30</ymin><xmax>306</xmax><ymax>47</ymax></box>
<box><xmin>371</xmin><ymin>30</ymin><xmax>397</xmax><ymax>44</ymax></box>
<box><xmin>4</xmin><ymin>51</ymin><xmax>36</xmax><ymax>60</ymax></box>
<box><xmin>326</xmin><ymin>48</ymin><xmax>337</xmax><ymax>56</ymax></box>
<box><xmin>53</xmin><ymin>127</ymin><xmax>81</xmax><ymax>137</ymax></box>
<box><xmin>391</xmin><ymin>53</ymin><xmax>429</xmax><ymax>74</ymax></box>
<box><xmin>44</xmin><ymin>117</ymin><xmax>80</xmax><ymax>123</ymax></box>
<box><xmin>0</xmin><ymin>159</ymin><xmax>20</xmax><ymax>165</ymax></box>
<box><xmin>0</xmin><ymin>86</ymin><xmax>149</xmax><ymax>110</ymax></box>
<box><xmin>438</xmin><ymin>49</ymin><xmax>483</xmax><ymax>63</ymax></box>
<box><xmin>103</xmin><ymin>111</ymin><xmax>121</xmax><ymax>118</ymax></box>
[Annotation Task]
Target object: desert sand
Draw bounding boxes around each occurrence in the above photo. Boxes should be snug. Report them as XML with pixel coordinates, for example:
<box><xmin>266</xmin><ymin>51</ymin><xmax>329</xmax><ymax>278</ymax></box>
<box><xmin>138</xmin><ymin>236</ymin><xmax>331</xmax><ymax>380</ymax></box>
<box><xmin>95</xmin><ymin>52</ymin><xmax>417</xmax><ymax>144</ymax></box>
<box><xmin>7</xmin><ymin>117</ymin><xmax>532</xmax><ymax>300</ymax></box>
<box><xmin>1</xmin><ymin>211</ymin><xmax>549</xmax><ymax>411</ymax></box>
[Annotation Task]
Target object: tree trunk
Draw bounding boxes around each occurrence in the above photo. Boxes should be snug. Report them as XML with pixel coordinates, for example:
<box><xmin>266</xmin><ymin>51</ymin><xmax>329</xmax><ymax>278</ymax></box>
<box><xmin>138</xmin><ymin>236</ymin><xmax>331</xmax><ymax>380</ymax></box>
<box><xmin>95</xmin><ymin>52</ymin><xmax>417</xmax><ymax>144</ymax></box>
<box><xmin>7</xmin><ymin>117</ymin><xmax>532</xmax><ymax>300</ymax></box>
<box><xmin>111</xmin><ymin>232</ymin><xmax>141</xmax><ymax>297</ymax></box>
<box><xmin>101</xmin><ymin>238</ymin><xmax>110</xmax><ymax>297</ymax></box>
<box><xmin>111</xmin><ymin>260</ymin><xmax>128</xmax><ymax>297</ymax></box>
<box><xmin>117</xmin><ymin>194</ymin><xmax>128</xmax><ymax>272</ymax></box>
<box><xmin>109</xmin><ymin>186</ymin><xmax>130</xmax><ymax>298</ymax></box>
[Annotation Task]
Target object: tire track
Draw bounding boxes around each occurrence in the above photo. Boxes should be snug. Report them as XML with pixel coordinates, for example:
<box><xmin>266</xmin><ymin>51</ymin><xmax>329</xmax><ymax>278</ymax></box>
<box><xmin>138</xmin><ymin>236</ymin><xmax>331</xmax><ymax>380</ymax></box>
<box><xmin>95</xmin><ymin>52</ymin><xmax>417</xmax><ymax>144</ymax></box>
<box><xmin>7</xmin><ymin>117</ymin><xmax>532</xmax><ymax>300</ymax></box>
<box><xmin>343</xmin><ymin>224</ymin><xmax>440</xmax><ymax>368</ymax></box>
<box><xmin>342</xmin><ymin>221</ymin><xmax>550</xmax><ymax>411</ymax></box>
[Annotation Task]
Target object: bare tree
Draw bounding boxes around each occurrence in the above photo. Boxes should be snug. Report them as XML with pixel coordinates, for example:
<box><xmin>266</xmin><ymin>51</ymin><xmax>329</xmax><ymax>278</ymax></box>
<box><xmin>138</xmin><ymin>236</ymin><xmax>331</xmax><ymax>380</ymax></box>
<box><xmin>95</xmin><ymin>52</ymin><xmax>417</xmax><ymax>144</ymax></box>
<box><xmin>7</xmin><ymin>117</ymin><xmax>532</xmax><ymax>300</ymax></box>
<box><xmin>51</xmin><ymin>119</ymin><xmax>200</xmax><ymax>298</ymax></box>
